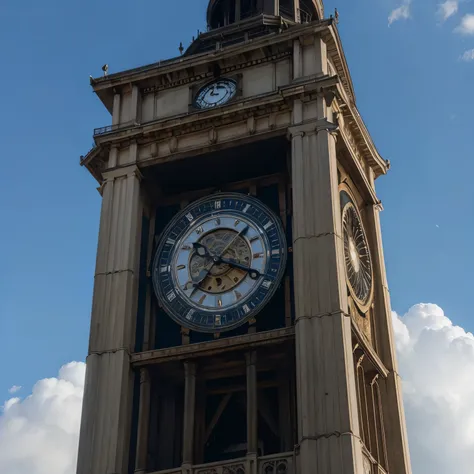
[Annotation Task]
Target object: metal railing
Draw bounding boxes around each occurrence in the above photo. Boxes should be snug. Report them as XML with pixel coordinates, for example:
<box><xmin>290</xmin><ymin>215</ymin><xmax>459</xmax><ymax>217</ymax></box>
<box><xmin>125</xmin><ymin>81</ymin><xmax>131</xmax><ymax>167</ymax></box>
<box><xmin>93</xmin><ymin>120</ymin><xmax>139</xmax><ymax>137</ymax></box>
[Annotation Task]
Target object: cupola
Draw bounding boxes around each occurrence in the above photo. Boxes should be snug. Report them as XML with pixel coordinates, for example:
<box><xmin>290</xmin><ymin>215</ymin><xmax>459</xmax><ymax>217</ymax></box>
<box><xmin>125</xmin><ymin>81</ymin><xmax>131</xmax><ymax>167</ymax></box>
<box><xmin>207</xmin><ymin>0</ymin><xmax>323</xmax><ymax>29</ymax></box>
<box><xmin>186</xmin><ymin>0</ymin><xmax>324</xmax><ymax>55</ymax></box>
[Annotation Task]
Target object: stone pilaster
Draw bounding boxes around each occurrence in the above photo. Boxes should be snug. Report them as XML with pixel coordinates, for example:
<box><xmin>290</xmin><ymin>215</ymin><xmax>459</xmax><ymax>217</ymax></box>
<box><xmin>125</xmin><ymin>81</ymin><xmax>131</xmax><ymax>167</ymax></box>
<box><xmin>112</xmin><ymin>93</ymin><xmax>121</xmax><ymax>126</ymax></box>
<box><xmin>290</xmin><ymin>120</ymin><xmax>364</xmax><ymax>474</ymax></box>
<box><xmin>365</xmin><ymin>199</ymin><xmax>412</xmax><ymax>474</ymax></box>
<box><xmin>76</xmin><ymin>164</ymin><xmax>143</xmax><ymax>474</ymax></box>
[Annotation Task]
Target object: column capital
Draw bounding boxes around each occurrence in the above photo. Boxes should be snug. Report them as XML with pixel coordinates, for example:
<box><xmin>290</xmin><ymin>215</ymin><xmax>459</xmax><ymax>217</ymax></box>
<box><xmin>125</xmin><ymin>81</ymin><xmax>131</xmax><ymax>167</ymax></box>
<box><xmin>287</xmin><ymin>118</ymin><xmax>339</xmax><ymax>139</ymax></box>
<box><xmin>102</xmin><ymin>164</ymin><xmax>143</xmax><ymax>182</ymax></box>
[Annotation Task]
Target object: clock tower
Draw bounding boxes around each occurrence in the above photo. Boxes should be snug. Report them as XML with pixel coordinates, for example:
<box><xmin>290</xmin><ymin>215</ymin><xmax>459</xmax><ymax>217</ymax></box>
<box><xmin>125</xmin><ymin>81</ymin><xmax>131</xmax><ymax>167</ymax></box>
<box><xmin>77</xmin><ymin>1</ymin><xmax>412</xmax><ymax>474</ymax></box>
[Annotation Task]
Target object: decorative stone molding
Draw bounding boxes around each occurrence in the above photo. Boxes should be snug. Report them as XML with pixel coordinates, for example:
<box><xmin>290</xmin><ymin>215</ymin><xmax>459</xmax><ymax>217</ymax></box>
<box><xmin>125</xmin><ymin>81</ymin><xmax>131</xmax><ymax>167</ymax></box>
<box><xmin>340</xmin><ymin>119</ymin><xmax>365</xmax><ymax>169</ymax></box>
<box><xmin>141</xmin><ymin>52</ymin><xmax>292</xmax><ymax>95</ymax></box>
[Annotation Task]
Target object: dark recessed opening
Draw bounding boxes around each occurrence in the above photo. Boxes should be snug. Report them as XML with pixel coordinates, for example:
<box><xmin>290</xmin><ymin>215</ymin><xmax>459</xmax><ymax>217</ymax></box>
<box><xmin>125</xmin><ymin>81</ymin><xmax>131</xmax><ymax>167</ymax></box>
<box><xmin>142</xmin><ymin>136</ymin><xmax>288</xmax><ymax>197</ymax></box>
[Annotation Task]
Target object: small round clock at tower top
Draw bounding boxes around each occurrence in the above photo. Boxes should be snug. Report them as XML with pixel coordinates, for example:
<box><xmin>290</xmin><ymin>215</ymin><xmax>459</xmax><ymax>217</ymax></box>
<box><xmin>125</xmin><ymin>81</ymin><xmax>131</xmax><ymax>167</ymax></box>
<box><xmin>206</xmin><ymin>0</ymin><xmax>324</xmax><ymax>30</ymax></box>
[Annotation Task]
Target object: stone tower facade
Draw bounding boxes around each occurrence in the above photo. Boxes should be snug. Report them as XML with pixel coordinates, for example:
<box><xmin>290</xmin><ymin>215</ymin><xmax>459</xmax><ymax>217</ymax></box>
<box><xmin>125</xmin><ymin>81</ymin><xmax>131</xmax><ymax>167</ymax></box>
<box><xmin>77</xmin><ymin>1</ymin><xmax>412</xmax><ymax>474</ymax></box>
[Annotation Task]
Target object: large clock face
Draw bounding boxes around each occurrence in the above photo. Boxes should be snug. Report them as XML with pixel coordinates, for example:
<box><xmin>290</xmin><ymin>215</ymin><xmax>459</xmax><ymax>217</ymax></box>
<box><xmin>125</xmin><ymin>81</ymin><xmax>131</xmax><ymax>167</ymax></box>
<box><xmin>194</xmin><ymin>79</ymin><xmax>237</xmax><ymax>109</ymax></box>
<box><xmin>342</xmin><ymin>200</ymin><xmax>373</xmax><ymax>307</ymax></box>
<box><xmin>152</xmin><ymin>193</ymin><xmax>287</xmax><ymax>333</ymax></box>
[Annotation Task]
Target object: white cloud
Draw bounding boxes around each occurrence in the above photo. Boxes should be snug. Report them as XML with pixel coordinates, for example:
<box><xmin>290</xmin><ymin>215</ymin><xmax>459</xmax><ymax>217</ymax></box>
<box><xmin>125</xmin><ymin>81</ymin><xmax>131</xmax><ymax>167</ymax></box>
<box><xmin>389</xmin><ymin>1</ymin><xmax>411</xmax><ymax>26</ymax></box>
<box><xmin>461</xmin><ymin>48</ymin><xmax>474</xmax><ymax>61</ymax></box>
<box><xmin>437</xmin><ymin>1</ymin><xmax>459</xmax><ymax>21</ymax></box>
<box><xmin>393</xmin><ymin>304</ymin><xmax>474</xmax><ymax>474</ymax></box>
<box><xmin>455</xmin><ymin>13</ymin><xmax>474</xmax><ymax>34</ymax></box>
<box><xmin>8</xmin><ymin>385</ymin><xmax>22</xmax><ymax>394</ymax></box>
<box><xmin>1</xmin><ymin>305</ymin><xmax>474</xmax><ymax>474</ymax></box>
<box><xmin>0</xmin><ymin>362</ymin><xmax>85</xmax><ymax>474</ymax></box>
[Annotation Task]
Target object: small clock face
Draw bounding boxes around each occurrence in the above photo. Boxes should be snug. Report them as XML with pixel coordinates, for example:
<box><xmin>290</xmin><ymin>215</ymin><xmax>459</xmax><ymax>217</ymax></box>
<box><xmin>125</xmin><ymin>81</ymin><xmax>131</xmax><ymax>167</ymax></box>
<box><xmin>194</xmin><ymin>79</ymin><xmax>237</xmax><ymax>109</ymax></box>
<box><xmin>342</xmin><ymin>200</ymin><xmax>373</xmax><ymax>306</ymax></box>
<box><xmin>152</xmin><ymin>193</ymin><xmax>287</xmax><ymax>333</ymax></box>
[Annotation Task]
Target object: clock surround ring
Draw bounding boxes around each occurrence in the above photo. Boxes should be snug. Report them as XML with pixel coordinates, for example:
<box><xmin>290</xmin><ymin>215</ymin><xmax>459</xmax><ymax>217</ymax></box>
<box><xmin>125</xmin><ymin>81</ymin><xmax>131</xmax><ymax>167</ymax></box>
<box><xmin>339</xmin><ymin>185</ymin><xmax>374</xmax><ymax>313</ymax></box>
<box><xmin>151</xmin><ymin>192</ymin><xmax>287</xmax><ymax>333</ymax></box>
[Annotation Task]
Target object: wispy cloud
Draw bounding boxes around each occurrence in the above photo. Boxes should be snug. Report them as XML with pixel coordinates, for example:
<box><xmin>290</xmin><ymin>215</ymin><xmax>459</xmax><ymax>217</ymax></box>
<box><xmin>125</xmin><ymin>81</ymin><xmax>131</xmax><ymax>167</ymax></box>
<box><xmin>460</xmin><ymin>48</ymin><xmax>474</xmax><ymax>61</ymax></box>
<box><xmin>7</xmin><ymin>385</ymin><xmax>21</xmax><ymax>394</ymax></box>
<box><xmin>455</xmin><ymin>14</ymin><xmax>474</xmax><ymax>34</ymax></box>
<box><xmin>437</xmin><ymin>1</ymin><xmax>459</xmax><ymax>21</ymax></box>
<box><xmin>389</xmin><ymin>1</ymin><xmax>411</xmax><ymax>26</ymax></box>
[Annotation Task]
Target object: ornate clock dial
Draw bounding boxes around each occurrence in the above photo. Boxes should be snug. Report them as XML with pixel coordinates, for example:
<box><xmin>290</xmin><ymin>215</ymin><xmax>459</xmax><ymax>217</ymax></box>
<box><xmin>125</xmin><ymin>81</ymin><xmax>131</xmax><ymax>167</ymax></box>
<box><xmin>194</xmin><ymin>79</ymin><xmax>237</xmax><ymax>109</ymax></box>
<box><xmin>342</xmin><ymin>201</ymin><xmax>373</xmax><ymax>306</ymax></box>
<box><xmin>152</xmin><ymin>193</ymin><xmax>287</xmax><ymax>333</ymax></box>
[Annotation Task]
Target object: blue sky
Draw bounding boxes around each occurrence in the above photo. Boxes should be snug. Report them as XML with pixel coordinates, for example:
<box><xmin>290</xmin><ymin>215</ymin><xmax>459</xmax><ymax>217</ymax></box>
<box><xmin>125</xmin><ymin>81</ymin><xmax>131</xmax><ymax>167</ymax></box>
<box><xmin>0</xmin><ymin>0</ymin><xmax>473</xmax><ymax>417</ymax></box>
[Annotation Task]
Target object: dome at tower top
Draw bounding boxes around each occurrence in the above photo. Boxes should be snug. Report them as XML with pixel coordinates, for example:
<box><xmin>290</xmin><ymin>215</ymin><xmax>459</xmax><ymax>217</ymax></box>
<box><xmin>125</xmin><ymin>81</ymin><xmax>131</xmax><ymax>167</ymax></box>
<box><xmin>206</xmin><ymin>0</ymin><xmax>323</xmax><ymax>30</ymax></box>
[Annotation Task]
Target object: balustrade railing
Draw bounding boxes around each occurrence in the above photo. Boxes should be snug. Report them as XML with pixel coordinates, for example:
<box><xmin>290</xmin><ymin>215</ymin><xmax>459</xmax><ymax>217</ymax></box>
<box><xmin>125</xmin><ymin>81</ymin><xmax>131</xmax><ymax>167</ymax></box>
<box><xmin>148</xmin><ymin>452</ymin><xmax>294</xmax><ymax>474</ymax></box>
<box><xmin>258</xmin><ymin>452</ymin><xmax>294</xmax><ymax>473</ymax></box>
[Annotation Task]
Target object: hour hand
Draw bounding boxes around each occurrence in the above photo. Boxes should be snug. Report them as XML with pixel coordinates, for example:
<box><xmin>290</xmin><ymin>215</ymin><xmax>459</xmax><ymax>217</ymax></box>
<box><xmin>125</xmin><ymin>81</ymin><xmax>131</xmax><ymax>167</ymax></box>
<box><xmin>193</xmin><ymin>242</ymin><xmax>212</xmax><ymax>258</ymax></box>
<box><xmin>219</xmin><ymin>257</ymin><xmax>261</xmax><ymax>280</ymax></box>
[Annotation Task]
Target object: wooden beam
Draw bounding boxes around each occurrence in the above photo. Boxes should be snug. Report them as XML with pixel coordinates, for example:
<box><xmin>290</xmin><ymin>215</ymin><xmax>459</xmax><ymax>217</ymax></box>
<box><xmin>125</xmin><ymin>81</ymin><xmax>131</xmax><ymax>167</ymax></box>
<box><xmin>132</xmin><ymin>327</ymin><xmax>295</xmax><ymax>366</ymax></box>
<box><xmin>182</xmin><ymin>362</ymin><xmax>196</xmax><ymax>467</ymax></box>
<box><xmin>208</xmin><ymin>379</ymin><xmax>278</xmax><ymax>395</ymax></box>
<box><xmin>204</xmin><ymin>393</ymin><xmax>232</xmax><ymax>444</ymax></box>
<box><xmin>257</xmin><ymin>389</ymin><xmax>279</xmax><ymax>437</ymax></box>
<box><xmin>246</xmin><ymin>351</ymin><xmax>258</xmax><ymax>455</ymax></box>
<box><xmin>134</xmin><ymin>368</ymin><xmax>151</xmax><ymax>474</ymax></box>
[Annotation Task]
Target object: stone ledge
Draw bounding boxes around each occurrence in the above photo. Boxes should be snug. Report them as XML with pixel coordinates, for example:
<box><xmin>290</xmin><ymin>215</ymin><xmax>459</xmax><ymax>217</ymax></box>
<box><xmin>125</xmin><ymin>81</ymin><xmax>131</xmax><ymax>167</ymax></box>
<box><xmin>131</xmin><ymin>326</ymin><xmax>295</xmax><ymax>366</ymax></box>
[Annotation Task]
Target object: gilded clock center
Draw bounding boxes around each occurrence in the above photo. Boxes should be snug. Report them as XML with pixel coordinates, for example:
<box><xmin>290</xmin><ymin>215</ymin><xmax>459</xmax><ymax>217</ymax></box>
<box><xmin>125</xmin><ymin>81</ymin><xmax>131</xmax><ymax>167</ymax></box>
<box><xmin>189</xmin><ymin>229</ymin><xmax>251</xmax><ymax>294</ymax></box>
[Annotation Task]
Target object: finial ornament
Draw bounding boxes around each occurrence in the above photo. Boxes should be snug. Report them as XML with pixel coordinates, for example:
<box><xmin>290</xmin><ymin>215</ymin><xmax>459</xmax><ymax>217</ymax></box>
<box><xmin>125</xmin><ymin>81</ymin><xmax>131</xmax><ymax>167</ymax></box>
<box><xmin>101</xmin><ymin>64</ymin><xmax>108</xmax><ymax>76</ymax></box>
<box><xmin>179</xmin><ymin>42</ymin><xmax>184</xmax><ymax>55</ymax></box>
<box><xmin>335</xmin><ymin>8</ymin><xmax>339</xmax><ymax>23</ymax></box>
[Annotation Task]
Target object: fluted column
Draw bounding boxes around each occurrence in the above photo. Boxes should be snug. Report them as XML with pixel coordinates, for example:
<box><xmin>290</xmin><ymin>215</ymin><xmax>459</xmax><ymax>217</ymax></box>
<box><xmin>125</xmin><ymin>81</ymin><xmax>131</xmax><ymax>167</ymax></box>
<box><xmin>76</xmin><ymin>164</ymin><xmax>143</xmax><ymax>474</ymax></box>
<box><xmin>290</xmin><ymin>118</ymin><xmax>364</xmax><ymax>474</ymax></box>
<box><xmin>364</xmin><ymin>197</ymin><xmax>412</xmax><ymax>474</ymax></box>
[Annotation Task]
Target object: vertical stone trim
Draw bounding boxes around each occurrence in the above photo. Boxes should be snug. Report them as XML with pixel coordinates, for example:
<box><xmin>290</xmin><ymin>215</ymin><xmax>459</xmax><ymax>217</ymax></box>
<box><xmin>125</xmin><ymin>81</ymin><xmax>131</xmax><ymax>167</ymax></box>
<box><xmin>77</xmin><ymin>165</ymin><xmax>143</xmax><ymax>474</ymax></box>
<box><xmin>135</xmin><ymin>368</ymin><xmax>151</xmax><ymax>474</ymax></box>
<box><xmin>289</xmin><ymin>121</ymin><xmax>363</xmax><ymax>474</ymax></box>
<box><xmin>131</xmin><ymin>85</ymin><xmax>140</xmax><ymax>123</ymax></box>
<box><xmin>365</xmin><ymin>198</ymin><xmax>412</xmax><ymax>474</ymax></box>
<box><xmin>182</xmin><ymin>361</ymin><xmax>197</xmax><ymax>468</ymax></box>
<box><xmin>293</xmin><ymin>38</ymin><xmax>302</xmax><ymax>80</ymax></box>
<box><xmin>112</xmin><ymin>93</ymin><xmax>121</xmax><ymax>126</ymax></box>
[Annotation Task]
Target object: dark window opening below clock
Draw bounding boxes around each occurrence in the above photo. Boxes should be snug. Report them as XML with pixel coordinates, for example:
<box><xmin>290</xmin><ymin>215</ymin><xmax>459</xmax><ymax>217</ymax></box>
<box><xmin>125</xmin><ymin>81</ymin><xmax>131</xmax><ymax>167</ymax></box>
<box><xmin>147</xmin><ymin>378</ymin><xmax>184</xmax><ymax>472</ymax></box>
<box><xmin>141</xmin><ymin>136</ymin><xmax>289</xmax><ymax>197</ymax></box>
<box><xmin>144</xmin><ymin>347</ymin><xmax>296</xmax><ymax>470</ymax></box>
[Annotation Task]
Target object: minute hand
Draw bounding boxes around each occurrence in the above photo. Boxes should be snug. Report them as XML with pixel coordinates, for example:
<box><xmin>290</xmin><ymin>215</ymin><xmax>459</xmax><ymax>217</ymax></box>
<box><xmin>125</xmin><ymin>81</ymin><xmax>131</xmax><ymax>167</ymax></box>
<box><xmin>219</xmin><ymin>257</ymin><xmax>261</xmax><ymax>280</ymax></box>
<box><xmin>218</xmin><ymin>225</ymin><xmax>249</xmax><ymax>258</ymax></box>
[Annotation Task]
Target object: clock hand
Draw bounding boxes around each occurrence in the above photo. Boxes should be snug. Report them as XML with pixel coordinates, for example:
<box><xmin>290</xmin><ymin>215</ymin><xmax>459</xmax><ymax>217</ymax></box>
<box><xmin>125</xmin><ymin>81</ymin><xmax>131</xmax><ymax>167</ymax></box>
<box><xmin>218</xmin><ymin>257</ymin><xmax>262</xmax><ymax>280</ymax></box>
<box><xmin>192</xmin><ymin>242</ymin><xmax>212</xmax><ymax>258</ymax></box>
<box><xmin>191</xmin><ymin>226</ymin><xmax>250</xmax><ymax>287</ymax></box>
<box><xmin>191</xmin><ymin>260</ymin><xmax>218</xmax><ymax>287</ymax></box>
<box><xmin>218</xmin><ymin>225</ymin><xmax>249</xmax><ymax>259</ymax></box>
